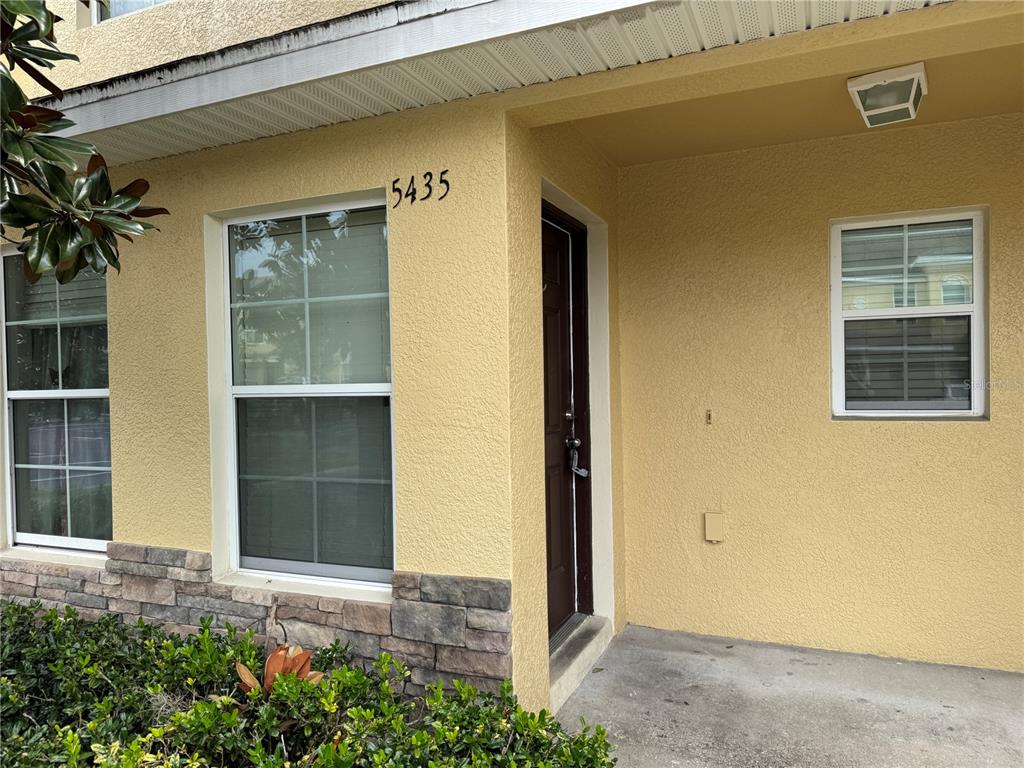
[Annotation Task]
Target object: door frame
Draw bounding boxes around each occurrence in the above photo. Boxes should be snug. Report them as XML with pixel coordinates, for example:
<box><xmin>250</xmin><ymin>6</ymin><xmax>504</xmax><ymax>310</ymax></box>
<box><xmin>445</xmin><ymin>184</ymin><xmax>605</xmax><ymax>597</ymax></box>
<box><xmin>540</xmin><ymin>180</ymin><xmax>615</xmax><ymax>627</ymax></box>
<box><xmin>542</xmin><ymin>201</ymin><xmax>594</xmax><ymax>618</ymax></box>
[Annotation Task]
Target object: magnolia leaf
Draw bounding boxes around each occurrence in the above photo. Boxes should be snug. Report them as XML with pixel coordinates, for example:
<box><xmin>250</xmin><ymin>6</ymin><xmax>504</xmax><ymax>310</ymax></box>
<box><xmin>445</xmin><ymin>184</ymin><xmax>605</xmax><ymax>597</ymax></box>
<box><xmin>264</xmin><ymin>646</ymin><xmax>288</xmax><ymax>693</ymax></box>
<box><xmin>11</xmin><ymin>111</ymin><xmax>39</xmax><ymax>129</ymax></box>
<box><xmin>55</xmin><ymin>256</ymin><xmax>83</xmax><ymax>284</ymax></box>
<box><xmin>25</xmin><ymin>221</ymin><xmax>60</xmax><ymax>272</ymax></box>
<box><xmin>31</xmin><ymin>160</ymin><xmax>74</xmax><ymax>199</ymax></box>
<box><xmin>85</xmin><ymin>155</ymin><xmax>112</xmax><ymax>203</ymax></box>
<box><xmin>91</xmin><ymin>212</ymin><xmax>146</xmax><ymax>237</ymax></box>
<box><xmin>79</xmin><ymin>243</ymin><xmax>106</xmax><ymax>272</ymax></box>
<box><xmin>0</xmin><ymin>69</ymin><xmax>28</xmax><ymax>116</ymax></box>
<box><xmin>235</xmin><ymin>660</ymin><xmax>259</xmax><ymax>693</ymax></box>
<box><xmin>306</xmin><ymin>671</ymin><xmax>324</xmax><ymax>685</ymax></box>
<box><xmin>14</xmin><ymin>58</ymin><xmax>63</xmax><ymax>99</ymax></box>
<box><xmin>293</xmin><ymin>651</ymin><xmax>312</xmax><ymax>680</ymax></box>
<box><xmin>58</xmin><ymin>219</ymin><xmax>93</xmax><ymax>265</ymax></box>
<box><xmin>19</xmin><ymin>252</ymin><xmax>42</xmax><ymax>284</ymax></box>
<box><xmin>41</xmin><ymin>135</ymin><xmax>96</xmax><ymax>156</ymax></box>
<box><xmin>2</xmin><ymin>1</ymin><xmax>51</xmax><ymax>26</ymax></box>
<box><xmin>115</xmin><ymin>178</ymin><xmax>149</xmax><ymax>199</ymax></box>
<box><xmin>87</xmin><ymin>153</ymin><xmax>105</xmax><ymax>175</ymax></box>
<box><xmin>105</xmin><ymin>193</ymin><xmax>141</xmax><ymax>213</ymax></box>
<box><xmin>132</xmin><ymin>206</ymin><xmax>170</xmax><ymax>218</ymax></box>
<box><xmin>4</xmin><ymin>135</ymin><xmax>37</xmax><ymax>166</ymax></box>
<box><xmin>82</xmin><ymin>219</ymin><xmax>103</xmax><ymax>239</ymax></box>
<box><xmin>1</xmin><ymin>192</ymin><xmax>54</xmax><ymax>227</ymax></box>
<box><xmin>21</xmin><ymin>104</ymin><xmax>65</xmax><ymax>122</ymax></box>
<box><xmin>24</xmin><ymin>134</ymin><xmax>79</xmax><ymax>170</ymax></box>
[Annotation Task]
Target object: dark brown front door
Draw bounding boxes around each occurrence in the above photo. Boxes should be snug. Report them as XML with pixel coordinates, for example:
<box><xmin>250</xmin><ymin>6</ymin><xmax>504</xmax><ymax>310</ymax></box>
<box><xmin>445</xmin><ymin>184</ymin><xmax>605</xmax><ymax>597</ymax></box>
<box><xmin>542</xmin><ymin>203</ymin><xmax>592</xmax><ymax>638</ymax></box>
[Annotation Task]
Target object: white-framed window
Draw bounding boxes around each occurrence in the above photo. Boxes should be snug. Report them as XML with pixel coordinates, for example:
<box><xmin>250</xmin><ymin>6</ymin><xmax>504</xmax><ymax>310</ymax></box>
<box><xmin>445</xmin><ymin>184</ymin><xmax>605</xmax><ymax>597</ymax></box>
<box><xmin>223</xmin><ymin>199</ymin><xmax>394</xmax><ymax>582</ymax></box>
<box><xmin>92</xmin><ymin>0</ymin><xmax>168</xmax><ymax>23</ymax></box>
<box><xmin>942</xmin><ymin>275</ymin><xmax>971</xmax><ymax>306</ymax></box>
<box><xmin>830</xmin><ymin>209</ymin><xmax>986</xmax><ymax>418</ymax></box>
<box><xmin>1</xmin><ymin>255</ymin><xmax>111</xmax><ymax>551</ymax></box>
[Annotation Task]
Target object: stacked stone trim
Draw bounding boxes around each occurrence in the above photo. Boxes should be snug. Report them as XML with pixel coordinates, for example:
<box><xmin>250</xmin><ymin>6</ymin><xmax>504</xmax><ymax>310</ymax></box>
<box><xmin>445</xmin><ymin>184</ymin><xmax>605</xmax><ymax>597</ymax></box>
<box><xmin>0</xmin><ymin>543</ymin><xmax>511</xmax><ymax>692</ymax></box>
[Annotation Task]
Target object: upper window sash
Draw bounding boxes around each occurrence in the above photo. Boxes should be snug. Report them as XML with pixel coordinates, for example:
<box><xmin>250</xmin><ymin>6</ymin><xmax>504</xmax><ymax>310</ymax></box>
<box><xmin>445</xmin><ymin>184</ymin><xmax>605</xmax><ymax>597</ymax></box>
<box><xmin>829</xmin><ymin>209</ymin><xmax>986</xmax><ymax>418</ymax></box>
<box><xmin>225</xmin><ymin>203</ymin><xmax>390</xmax><ymax>393</ymax></box>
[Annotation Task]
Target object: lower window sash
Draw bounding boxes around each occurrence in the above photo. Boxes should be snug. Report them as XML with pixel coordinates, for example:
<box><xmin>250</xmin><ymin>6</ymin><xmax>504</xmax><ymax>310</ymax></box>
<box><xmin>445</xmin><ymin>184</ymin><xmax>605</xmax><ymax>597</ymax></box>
<box><xmin>239</xmin><ymin>555</ymin><xmax>391</xmax><ymax>584</ymax></box>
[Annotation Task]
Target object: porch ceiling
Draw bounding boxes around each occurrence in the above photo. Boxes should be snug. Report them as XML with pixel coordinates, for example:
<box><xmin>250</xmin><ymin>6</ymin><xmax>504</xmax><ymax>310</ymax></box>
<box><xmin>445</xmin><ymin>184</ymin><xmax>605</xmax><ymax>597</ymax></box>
<box><xmin>570</xmin><ymin>42</ymin><xmax>1024</xmax><ymax>166</ymax></box>
<box><xmin>57</xmin><ymin>0</ymin><xmax>957</xmax><ymax>166</ymax></box>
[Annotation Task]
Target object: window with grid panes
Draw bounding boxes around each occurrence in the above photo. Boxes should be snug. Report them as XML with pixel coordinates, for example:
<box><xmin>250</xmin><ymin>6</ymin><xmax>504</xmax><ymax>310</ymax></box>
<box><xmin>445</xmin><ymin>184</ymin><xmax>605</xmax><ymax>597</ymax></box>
<box><xmin>3</xmin><ymin>257</ymin><xmax>111</xmax><ymax>549</ymax></box>
<box><xmin>227</xmin><ymin>205</ymin><xmax>393</xmax><ymax>581</ymax></box>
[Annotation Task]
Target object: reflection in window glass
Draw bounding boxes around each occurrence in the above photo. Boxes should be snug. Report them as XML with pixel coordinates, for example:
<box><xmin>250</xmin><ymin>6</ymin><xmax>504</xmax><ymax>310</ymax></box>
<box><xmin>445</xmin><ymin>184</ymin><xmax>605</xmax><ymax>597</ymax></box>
<box><xmin>2</xmin><ymin>256</ymin><xmax>112</xmax><ymax>546</ymax></box>
<box><xmin>236</xmin><ymin>397</ymin><xmax>393</xmax><ymax>574</ymax></box>
<box><xmin>228</xmin><ymin>205</ymin><xmax>392</xmax><ymax>581</ymax></box>
<box><xmin>100</xmin><ymin>0</ymin><xmax>167</xmax><ymax>21</ymax></box>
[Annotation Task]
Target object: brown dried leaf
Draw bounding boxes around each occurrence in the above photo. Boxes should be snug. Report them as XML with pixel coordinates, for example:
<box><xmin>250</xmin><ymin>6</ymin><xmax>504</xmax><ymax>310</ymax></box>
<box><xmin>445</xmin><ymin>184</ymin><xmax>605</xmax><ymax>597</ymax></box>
<box><xmin>235</xmin><ymin>660</ymin><xmax>259</xmax><ymax>693</ymax></box>
<box><xmin>263</xmin><ymin>646</ymin><xmax>288</xmax><ymax>693</ymax></box>
<box><xmin>293</xmin><ymin>651</ymin><xmax>312</xmax><ymax>680</ymax></box>
<box><xmin>306</xmin><ymin>671</ymin><xmax>324</xmax><ymax>685</ymax></box>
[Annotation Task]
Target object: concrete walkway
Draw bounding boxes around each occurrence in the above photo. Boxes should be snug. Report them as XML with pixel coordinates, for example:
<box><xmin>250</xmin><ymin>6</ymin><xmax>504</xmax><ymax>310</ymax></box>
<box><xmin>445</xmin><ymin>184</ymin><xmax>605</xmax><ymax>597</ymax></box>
<box><xmin>558</xmin><ymin>625</ymin><xmax>1023</xmax><ymax>768</ymax></box>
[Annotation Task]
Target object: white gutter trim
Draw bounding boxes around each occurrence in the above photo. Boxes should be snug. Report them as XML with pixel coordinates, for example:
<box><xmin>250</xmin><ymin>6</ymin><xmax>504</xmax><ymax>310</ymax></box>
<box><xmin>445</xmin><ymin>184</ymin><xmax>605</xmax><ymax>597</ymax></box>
<box><xmin>60</xmin><ymin>0</ymin><xmax>652</xmax><ymax>137</ymax></box>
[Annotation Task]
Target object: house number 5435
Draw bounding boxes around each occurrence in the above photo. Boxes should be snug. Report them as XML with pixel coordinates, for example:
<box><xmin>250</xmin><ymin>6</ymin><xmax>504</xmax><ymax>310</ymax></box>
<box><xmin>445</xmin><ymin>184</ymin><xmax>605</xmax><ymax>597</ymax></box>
<box><xmin>391</xmin><ymin>170</ymin><xmax>450</xmax><ymax>208</ymax></box>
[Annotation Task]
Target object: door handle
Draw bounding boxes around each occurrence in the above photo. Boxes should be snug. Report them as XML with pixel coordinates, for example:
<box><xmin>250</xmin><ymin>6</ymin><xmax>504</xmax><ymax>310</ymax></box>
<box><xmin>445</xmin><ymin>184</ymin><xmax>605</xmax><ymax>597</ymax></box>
<box><xmin>565</xmin><ymin>436</ymin><xmax>589</xmax><ymax>478</ymax></box>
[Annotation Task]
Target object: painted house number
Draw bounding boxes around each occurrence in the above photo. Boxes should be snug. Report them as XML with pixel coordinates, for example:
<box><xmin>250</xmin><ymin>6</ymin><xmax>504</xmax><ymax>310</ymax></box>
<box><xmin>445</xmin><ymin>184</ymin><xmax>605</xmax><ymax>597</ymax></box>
<box><xmin>390</xmin><ymin>170</ymin><xmax>450</xmax><ymax>208</ymax></box>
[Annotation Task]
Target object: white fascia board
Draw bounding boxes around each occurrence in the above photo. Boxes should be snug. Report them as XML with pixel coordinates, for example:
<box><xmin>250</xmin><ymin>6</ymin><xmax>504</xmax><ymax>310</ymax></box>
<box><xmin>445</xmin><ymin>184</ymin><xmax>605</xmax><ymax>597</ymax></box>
<box><xmin>59</xmin><ymin>0</ymin><xmax>652</xmax><ymax>136</ymax></box>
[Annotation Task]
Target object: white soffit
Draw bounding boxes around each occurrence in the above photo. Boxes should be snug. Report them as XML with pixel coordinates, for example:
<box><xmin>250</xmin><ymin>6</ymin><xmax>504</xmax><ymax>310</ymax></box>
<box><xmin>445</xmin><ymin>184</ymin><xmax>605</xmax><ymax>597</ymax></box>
<box><xmin>59</xmin><ymin>0</ymin><xmax>955</xmax><ymax>165</ymax></box>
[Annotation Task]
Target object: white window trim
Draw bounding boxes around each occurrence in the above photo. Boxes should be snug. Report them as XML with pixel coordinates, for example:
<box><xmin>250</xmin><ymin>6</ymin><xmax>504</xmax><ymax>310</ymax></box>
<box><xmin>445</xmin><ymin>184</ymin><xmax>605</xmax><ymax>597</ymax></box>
<box><xmin>90</xmin><ymin>0</ymin><xmax>172</xmax><ymax>25</ymax></box>
<box><xmin>207</xmin><ymin>191</ymin><xmax>395</xmax><ymax>596</ymax></box>
<box><xmin>829</xmin><ymin>207</ymin><xmax>987</xmax><ymax>419</ymax></box>
<box><xmin>0</xmin><ymin>252</ymin><xmax>111</xmax><ymax>552</ymax></box>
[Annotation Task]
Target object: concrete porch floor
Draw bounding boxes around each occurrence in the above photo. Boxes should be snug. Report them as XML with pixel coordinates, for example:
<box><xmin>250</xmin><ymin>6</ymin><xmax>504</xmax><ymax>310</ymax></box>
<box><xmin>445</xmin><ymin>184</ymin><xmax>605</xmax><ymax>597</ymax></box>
<box><xmin>557</xmin><ymin>625</ymin><xmax>1024</xmax><ymax>768</ymax></box>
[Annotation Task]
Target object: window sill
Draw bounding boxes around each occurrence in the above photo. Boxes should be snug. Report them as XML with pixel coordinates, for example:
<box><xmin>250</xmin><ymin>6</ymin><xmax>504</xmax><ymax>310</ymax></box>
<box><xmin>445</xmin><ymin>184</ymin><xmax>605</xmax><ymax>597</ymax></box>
<box><xmin>831</xmin><ymin>414</ymin><xmax>990</xmax><ymax>422</ymax></box>
<box><xmin>217</xmin><ymin>569</ymin><xmax>392</xmax><ymax>605</ymax></box>
<box><xmin>0</xmin><ymin>545</ymin><xmax>107</xmax><ymax>570</ymax></box>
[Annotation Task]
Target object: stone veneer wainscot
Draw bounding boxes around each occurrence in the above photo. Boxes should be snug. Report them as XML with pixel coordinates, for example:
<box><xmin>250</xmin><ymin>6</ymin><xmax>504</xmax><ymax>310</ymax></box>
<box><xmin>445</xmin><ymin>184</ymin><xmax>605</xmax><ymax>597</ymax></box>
<box><xmin>0</xmin><ymin>543</ymin><xmax>512</xmax><ymax>693</ymax></box>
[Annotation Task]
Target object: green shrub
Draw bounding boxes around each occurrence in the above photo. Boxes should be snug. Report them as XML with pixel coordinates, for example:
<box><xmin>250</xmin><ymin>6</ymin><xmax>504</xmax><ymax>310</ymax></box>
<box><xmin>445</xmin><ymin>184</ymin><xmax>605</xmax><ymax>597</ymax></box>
<box><xmin>0</xmin><ymin>601</ymin><xmax>614</xmax><ymax>767</ymax></box>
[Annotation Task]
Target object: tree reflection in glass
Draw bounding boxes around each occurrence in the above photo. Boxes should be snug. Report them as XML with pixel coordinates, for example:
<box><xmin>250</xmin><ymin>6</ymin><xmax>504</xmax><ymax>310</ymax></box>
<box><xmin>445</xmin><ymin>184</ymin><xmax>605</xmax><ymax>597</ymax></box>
<box><xmin>229</xmin><ymin>209</ymin><xmax>389</xmax><ymax>387</ymax></box>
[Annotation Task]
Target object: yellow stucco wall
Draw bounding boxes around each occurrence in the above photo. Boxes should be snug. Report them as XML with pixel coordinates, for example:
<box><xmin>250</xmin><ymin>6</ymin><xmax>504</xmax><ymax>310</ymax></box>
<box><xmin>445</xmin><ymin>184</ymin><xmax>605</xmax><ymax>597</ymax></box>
<box><xmin>28</xmin><ymin>0</ymin><xmax>389</xmax><ymax>97</ymax></box>
<box><xmin>102</xmin><ymin>100</ymin><xmax>513</xmax><ymax>578</ymax></box>
<box><xmin>618</xmin><ymin>112</ymin><xmax>1024</xmax><ymax>673</ymax></box>
<box><xmin>505</xmin><ymin>118</ymin><xmax>626</xmax><ymax>707</ymax></box>
<box><xmin>1</xmin><ymin>0</ymin><xmax>1018</xmax><ymax>712</ymax></box>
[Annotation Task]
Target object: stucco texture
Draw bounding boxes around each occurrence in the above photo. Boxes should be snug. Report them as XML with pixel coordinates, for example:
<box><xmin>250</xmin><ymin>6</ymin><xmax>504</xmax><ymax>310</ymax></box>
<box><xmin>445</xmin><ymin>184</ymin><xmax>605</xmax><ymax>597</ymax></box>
<box><xmin>505</xmin><ymin>118</ymin><xmax>625</xmax><ymax>708</ymax></box>
<box><xmin>28</xmin><ymin>0</ymin><xmax>389</xmax><ymax>97</ymax></box>
<box><xmin>617</xmin><ymin>112</ymin><xmax>1024</xmax><ymax>673</ymax></box>
<box><xmin>104</xmin><ymin>100</ymin><xmax>513</xmax><ymax>577</ymax></box>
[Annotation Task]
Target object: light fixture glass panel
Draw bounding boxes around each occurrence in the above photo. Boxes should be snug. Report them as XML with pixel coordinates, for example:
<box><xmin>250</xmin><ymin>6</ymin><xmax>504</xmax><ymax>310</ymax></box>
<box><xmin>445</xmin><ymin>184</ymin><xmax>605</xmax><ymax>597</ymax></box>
<box><xmin>857</xmin><ymin>78</ymin><xmax>914</xmax><ymax>111</ymax></box>
<box><xmin>866</xmin><ymin>107</ymin><xmax>913</xmax><ymax>127</ymax></box>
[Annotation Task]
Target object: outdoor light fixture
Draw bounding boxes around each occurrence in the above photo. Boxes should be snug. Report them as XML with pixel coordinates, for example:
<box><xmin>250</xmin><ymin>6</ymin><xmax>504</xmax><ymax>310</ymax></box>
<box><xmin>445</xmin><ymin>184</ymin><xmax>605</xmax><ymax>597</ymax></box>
<box><xmin>847</xmin><ymin>62</ymin><xmax>927</xmax><ymax>128</ymax></box>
